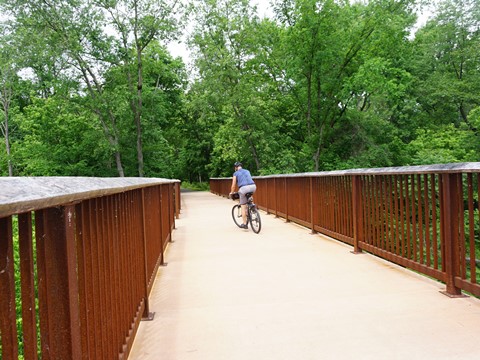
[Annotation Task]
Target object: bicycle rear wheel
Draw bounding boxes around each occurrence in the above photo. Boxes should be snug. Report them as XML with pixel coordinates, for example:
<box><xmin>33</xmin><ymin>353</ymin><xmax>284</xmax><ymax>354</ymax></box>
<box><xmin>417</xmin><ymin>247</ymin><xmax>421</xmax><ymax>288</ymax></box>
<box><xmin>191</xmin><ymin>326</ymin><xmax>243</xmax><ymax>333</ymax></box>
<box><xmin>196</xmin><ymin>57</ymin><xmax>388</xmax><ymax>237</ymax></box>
<box><xmin>248</xmin><ymin>205</ymin><xmax>262</xmax><ymax>233</ymax></box>
<box><xmin>231</xmin><ymin>204</ymin><xmax>243</xmax><ymax>228</ymax></box>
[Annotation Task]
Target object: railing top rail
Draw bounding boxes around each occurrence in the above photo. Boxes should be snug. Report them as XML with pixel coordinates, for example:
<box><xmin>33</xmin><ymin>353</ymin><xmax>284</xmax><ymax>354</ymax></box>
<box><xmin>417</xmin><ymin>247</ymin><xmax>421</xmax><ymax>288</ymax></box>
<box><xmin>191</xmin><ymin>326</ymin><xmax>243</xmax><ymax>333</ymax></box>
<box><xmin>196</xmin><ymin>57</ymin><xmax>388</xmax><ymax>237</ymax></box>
<box><xmin>210</xmin><ymin>162</ymin><xmax>480</xmax><ymax>181</ymax></box>
<box><xmin>0</xmin><ymin>176</ymin><xmax>180</xmax><ymax>217</ymax></box>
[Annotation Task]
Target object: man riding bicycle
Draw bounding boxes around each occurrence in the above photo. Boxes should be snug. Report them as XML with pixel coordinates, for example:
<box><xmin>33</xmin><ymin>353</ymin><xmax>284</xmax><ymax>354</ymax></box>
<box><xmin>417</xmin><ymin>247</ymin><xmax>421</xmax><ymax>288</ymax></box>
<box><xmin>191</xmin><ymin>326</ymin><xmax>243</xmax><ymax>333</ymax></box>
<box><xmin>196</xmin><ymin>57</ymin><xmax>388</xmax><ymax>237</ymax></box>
<box><xmin>229</xmin><ymin>161</ymin><xmax>256</xmax><ymax>229</ymax></box>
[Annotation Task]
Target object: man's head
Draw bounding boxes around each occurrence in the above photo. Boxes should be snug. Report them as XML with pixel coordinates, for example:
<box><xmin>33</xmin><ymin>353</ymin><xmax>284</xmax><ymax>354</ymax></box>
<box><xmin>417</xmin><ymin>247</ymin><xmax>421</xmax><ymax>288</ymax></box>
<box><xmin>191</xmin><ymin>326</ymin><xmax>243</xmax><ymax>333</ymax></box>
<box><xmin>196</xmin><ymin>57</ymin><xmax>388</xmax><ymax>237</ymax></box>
<box><xmin>234</xmin><ymin>161</ymin><xmax>242</xmax><ymax>170</ymax></box>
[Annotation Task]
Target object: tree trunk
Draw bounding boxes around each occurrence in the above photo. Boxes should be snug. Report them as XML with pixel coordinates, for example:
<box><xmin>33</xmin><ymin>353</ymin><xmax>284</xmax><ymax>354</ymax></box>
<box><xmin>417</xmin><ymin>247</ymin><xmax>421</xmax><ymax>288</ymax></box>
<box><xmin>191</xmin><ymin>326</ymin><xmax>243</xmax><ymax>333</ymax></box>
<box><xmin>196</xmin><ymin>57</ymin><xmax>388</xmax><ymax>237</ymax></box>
<box><xmin>135</xmin><ymin>46</ymin><xmax>144</xmax><ymax>177</ymax></box>
<box><xmin>114</xmin><ymin>150</ymin><xmax>125</xmax><ymax>177</ymax></box>
<box><xmin>1</xmin><ymin>85</ymin><xmax>13</xmax><ymax>176</ymax></box>
<box><xmin>78</xmin><ymin>59</ymin><xmax>125</xmax><ymax>177</ymax></box>
<box><xmin>306</xmin><ymin>72</ymin><xmax>312</xmax><ymax>137</ymax></box>
<box><xmin>5</xmin><ymin>110</ymin><xmax>12</xmax><ymax>177</ymax></box>
<box><xmin>134</xmin><ymin>0</ymin><xmax>144</xmax><ymax>177</ymax></box>
<box><xmin>246</xmin><ymin>134</ymin><xmax>261</xmax><ymax>172</ymax></box>
<box><xmin>313</xmin><ymin>123</ymin><xmax>326</xmax><ymax>172</ymax></box>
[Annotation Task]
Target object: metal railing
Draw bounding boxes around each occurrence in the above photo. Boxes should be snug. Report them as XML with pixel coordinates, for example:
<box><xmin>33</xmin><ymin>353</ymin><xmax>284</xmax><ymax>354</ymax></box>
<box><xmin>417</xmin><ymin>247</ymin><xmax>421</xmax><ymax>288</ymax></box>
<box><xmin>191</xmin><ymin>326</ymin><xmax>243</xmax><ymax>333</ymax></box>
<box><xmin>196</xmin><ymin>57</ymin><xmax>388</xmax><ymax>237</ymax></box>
<box><xmin>211</xmin><ymin>163</ymin><xmax>480</xmax><ymax>298</ymax></box>
<box><xmin>0</xmin><ymin>177</ymin><xmax>181</xmax><ymax>360</ymax></box>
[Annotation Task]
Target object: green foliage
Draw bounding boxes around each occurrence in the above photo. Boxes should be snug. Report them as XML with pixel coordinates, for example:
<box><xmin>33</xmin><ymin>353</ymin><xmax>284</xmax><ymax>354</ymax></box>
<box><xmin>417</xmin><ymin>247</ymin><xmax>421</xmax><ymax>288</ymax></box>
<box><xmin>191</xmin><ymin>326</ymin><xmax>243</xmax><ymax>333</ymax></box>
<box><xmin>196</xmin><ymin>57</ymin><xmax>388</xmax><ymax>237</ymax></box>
<box><xmin>407</xmin><ymin>124</ymin><xmax>479</xmax><ymax>165</ymax></box>
<box><xmin>0</xmin><ymin>0</ymin><xmax>480</xmax><ymax>182</ymax></box>
<box><xmin>181</xmin><ymin>181</ymin><xmax>210</xmax><ymax>191</ymax></box>
<box><xmin>12</xmin><ymin>97</ymin><xmax>114</xmax><ymax>176</ymax></box>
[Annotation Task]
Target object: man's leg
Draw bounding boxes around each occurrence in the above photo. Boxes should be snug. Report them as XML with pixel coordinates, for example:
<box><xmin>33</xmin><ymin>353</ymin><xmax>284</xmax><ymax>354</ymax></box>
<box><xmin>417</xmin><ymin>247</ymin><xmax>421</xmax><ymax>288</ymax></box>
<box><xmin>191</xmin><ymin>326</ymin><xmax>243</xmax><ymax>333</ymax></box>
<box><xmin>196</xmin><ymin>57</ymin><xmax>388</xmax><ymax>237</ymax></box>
<box><xmin>241</xmin><ymin>204</ymin><xmax>247</xmax><ymax>225</ymax></box>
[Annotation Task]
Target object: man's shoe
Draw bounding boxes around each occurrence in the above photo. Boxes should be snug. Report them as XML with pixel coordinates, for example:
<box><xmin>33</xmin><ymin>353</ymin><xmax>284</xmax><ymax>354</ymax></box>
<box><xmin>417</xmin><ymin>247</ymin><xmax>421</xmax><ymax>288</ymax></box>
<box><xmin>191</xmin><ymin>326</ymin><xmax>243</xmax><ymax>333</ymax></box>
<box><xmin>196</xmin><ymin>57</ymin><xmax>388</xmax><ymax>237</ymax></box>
<box><xmin>240</xmin><ymin>224</ymin><xmax>248</xmax><ymax>229</ymax></box>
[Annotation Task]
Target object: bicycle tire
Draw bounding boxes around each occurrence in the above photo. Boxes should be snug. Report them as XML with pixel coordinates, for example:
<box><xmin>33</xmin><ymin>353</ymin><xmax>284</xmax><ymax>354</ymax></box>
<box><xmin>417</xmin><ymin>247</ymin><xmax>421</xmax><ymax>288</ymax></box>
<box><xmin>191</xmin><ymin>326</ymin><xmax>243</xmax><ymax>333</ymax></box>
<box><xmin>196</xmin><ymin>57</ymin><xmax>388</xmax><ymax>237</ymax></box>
<box><xmin>248</xmin><ymin>205</ymin><xmax>262</xmax><ymax>233</ymax></box>
<box><xmin>231</xmin><ymin>204</ymin><xmax>243</xmax><ymax>228</ymax></box>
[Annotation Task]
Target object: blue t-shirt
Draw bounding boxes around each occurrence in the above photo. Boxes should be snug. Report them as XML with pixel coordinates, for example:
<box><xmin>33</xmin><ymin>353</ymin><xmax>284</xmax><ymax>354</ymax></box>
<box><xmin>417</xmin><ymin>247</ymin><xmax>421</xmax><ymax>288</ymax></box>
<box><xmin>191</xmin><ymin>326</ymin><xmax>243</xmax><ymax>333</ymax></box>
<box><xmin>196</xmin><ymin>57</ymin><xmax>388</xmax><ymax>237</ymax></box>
<box><xmin>234</xmin><ymin>168</ymin><xmax>254</xmax><ymax>188</ymax></box>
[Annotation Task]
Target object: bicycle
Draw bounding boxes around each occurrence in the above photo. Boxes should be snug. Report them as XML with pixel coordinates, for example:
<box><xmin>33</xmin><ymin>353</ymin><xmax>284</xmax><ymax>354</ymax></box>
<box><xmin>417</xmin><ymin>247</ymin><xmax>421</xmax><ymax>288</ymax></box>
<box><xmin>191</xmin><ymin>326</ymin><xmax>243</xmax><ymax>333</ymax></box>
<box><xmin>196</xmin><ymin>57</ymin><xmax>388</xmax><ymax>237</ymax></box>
<box><xmin>230</xmin><ymin>192</ymin><xmax>262</xmax><ymax>234</ymax></box>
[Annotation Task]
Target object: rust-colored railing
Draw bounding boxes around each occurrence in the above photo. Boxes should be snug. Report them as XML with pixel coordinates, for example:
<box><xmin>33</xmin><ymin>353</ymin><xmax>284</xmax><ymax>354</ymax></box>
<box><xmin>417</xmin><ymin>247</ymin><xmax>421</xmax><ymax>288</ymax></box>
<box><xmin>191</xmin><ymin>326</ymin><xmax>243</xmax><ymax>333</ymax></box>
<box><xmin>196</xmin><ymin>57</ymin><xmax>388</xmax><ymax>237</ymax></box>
<box><xmin>0</xmin><ymin>177</ymin><xmax>181</xmax><ymax>360</ymax></box>
<box><xmin>211</xmin><ymin>163</ymin><xmax>480</xmax><ymax>298</ymax></box>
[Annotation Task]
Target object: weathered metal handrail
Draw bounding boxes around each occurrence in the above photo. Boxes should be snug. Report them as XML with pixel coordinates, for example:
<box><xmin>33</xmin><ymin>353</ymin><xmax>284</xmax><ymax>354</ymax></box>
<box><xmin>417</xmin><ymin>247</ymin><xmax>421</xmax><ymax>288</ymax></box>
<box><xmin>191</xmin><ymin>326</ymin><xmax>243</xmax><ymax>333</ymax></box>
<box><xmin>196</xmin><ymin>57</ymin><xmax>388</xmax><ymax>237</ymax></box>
<box><xmin>0</xmin><ymin>177</ymin><xmax>181</xmax><ymax>360</ymax></box>
<box><xmin>211</xmin><ymin>163</ymin><xmax>480</xmax><ymax>298</ymax></box>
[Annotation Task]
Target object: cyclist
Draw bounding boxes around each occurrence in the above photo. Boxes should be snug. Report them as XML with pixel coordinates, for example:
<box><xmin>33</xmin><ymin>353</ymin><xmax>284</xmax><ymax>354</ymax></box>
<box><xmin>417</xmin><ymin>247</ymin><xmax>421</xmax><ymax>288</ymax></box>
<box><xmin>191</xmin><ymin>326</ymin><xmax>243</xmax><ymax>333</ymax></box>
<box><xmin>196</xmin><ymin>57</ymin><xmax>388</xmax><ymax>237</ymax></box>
<box><xmin>230</xmin><ymin>161</ymin><xmax>256</xmax><ymax>229</ymax></box>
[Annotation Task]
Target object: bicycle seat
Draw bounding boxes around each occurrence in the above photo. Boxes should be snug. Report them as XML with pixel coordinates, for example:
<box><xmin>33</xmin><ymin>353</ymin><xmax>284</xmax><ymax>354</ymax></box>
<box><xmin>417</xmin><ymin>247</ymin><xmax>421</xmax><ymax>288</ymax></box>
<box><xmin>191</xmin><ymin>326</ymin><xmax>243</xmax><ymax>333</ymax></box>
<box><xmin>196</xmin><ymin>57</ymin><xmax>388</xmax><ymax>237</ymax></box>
<box><xmin>245</xmin><ymin>192</ymin><xmax>254</xmax><ymax>198</ymax></box>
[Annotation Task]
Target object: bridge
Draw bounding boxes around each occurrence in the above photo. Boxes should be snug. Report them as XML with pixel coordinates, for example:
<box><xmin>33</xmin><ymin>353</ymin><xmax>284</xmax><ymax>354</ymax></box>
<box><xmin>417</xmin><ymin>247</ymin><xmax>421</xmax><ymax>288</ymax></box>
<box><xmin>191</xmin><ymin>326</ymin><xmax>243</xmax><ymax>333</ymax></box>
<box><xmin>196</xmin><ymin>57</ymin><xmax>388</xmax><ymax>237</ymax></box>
<box><xmin>1</xmin><ymin>164</ymin><xmax>480</xmax><ymax>359</ymax></box>
<box><xmin>128</xmin><ymin>190</ymin><xmax>480</xmax><ymax>360</ymax></box>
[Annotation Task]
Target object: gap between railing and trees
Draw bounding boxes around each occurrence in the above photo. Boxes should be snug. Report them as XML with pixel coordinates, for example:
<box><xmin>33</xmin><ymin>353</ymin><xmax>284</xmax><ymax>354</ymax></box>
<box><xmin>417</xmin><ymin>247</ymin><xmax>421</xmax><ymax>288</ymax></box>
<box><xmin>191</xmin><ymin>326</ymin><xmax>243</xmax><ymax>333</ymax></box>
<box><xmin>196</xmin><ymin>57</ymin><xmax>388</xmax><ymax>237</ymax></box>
<box><xmin>0</xmin><ymin>177</ymin><xmax>181</xmax><ymax>360</ymax></box>
<box><xmin>211</xmin><ymin>163</ymin><xmax>480</xmax><ymax>299</ymax></box>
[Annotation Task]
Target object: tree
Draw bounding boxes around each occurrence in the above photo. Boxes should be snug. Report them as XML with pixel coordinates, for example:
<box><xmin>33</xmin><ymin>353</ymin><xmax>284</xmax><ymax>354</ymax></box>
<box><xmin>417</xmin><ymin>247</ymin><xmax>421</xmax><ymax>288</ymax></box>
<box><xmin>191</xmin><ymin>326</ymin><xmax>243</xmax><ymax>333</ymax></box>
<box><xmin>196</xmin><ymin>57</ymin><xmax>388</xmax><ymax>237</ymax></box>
<box><xmin>189</xmin><ymin>0</ymin><xmax>264</xmax><ymax>172</ymax></box>
<box><xmin>13</xmin><ymin>97</ymin><xmax>113</xmax><ymax>176</ymax></box>
<box><xmin>272</xmin><ymin>0</ymin><xmax>417</xmax><ymax>171</ymax></box>
<box><xmin>0</xmin><ymin>40</ymin><xmax>16</xmax><ymax>176</ymax></box>
<box><xmin>411</xmin><ymin>0</ymin><xmax>480</xmax><ymax>128</ymax></box>
<box><xmin>100</xmin><ymin>0</ymin><xmax>183</xmax><ymax>176</ymax></box>
<box><xmin>2</xmin><ymin>0</ymin><xmax>129</xmax><ymax>175</ymax></box>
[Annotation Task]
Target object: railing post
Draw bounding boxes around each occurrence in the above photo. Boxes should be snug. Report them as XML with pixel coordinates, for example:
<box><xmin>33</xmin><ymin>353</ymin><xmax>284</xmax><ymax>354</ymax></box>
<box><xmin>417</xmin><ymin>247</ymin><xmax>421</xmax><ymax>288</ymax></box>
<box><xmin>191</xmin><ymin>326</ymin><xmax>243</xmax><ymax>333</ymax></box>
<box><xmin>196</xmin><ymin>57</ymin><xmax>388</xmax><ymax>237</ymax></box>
<box><xmin>158</xmin><ymin>185</ymin><xmax>167</xmax><ymax>266</ymax></box>
<box><xmin>35</xmin><ymin>205</ymin><xmax>82</xmax><ymax>360</ymax></box>
<box><xmin>140</xmin><ymin>189</ymin><xmax>155</xmax><ymax>321</ymax></box>
<box><xmin>440</xmin><ymin>173</ymin><xmax>464</xmax><ymax>297</ymax></box>
<box><xmin>175</xmin><ymin>182</ymin><xmax>181</xmax><ymax>219</ymax></box>
<box><xmin>310</xmin><ymin>177</ymin><xmax>317</xmax><ymax>234</ymax></box>
<box><xmin>265</xmin><ymin>179</ymin><xmax>270</xmax><ymax>215</ymax></box>
<box><xmin>274</xmin><ymin>177</ymin><xmax>278</xmax><ymax>218</ymax></box>
<box><xmin>285</xmin><ymin>178</ymin><xmax>290</xmax><ymax>223</ymax></box>
<box><xmin>0</xmin><ymin>216</ymin><xmax>19</xmax><ymax>359</ymax></box>
<box><xmin>169</xmin><ymin>183</ymin><xmax>175</xmax><ymax>235</ymax></box>
<box><xmin>352</xmin><ymin>175</ymin><xmax>363</xmax><ymax>254</ymax></box>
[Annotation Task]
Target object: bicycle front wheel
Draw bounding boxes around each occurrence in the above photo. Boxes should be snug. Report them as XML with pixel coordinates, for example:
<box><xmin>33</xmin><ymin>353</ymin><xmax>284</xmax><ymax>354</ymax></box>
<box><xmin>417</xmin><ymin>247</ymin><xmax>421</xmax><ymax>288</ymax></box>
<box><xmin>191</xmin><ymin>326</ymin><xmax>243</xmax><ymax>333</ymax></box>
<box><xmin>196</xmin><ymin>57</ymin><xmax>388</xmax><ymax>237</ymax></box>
<box><xmin>248</xmin><ymin>206</ymin><xmax>262</xmax><ymax>233</ymax></box>
<box><xmin>232</xmin><ymin>204</ymin><xmax>243</xmax><ymax>228</ymax></box>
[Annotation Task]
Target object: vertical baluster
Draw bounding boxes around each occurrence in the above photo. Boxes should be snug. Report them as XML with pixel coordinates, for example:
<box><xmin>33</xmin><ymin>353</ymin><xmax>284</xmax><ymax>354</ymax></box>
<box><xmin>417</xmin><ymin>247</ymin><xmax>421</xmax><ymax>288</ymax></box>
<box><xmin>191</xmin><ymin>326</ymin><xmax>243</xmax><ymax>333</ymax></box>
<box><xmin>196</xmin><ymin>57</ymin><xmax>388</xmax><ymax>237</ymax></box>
<box><xmin>119</xmin><ymin>193</ymin><xmax>129</xmax><ymax>353</ymax></box>
<box><xmin>388</xmin><ymin>176</ymin><xmax>394</xmax><ymax>254</ymax></box>
<box><xmin>411</xmin><ymin>174</ymin><xmax>417</xmax><ymax>262</ymax></box>
<box><xmin>0</xmin><ymin>216</ymin><xmax>18</xmax><ymax>359</ymax></box>
<box><xmin>334</xmin><ymin>177</ymin><xmax>340</xmax><ymax>234</ymax></box>
<box><xmin>380</xmin><ymin>176</ymin><xmax>386</xmax><ymax>250</ymax></box>
<box><xmin>432</xmin><ymin>174</ymin><xmax>439</xmax><ymax>270</ymax></box>
<box><xmin>101</xmin><ymin>197</ymin><xmax>115</xmax><ymax>358</ymax></box>
<box><xmin>417</xmin><ymin>174</ymin><xmax>424</xmax><ymax>264</ymax></box>
<box><xmin>75</xmin><ymin>203</ymin><xmax>90</xmax><ymax>360</ymax></box>
<box><xmin>35</xmin><ymin>206</ymin><xmax>81</xmax><ymax>359</ymax></box>
<box><xmin>393</xmin><ymin>175</ymin><xmax>399</xmax><ymax>255</ymax></box>
<box><xmin>365</xmin><ymin>176</ymin><xmax>372</xmax><ymax>246</ymax></box>
<box><xmin>374</xmin><ymin>176</ymin><xmax>380</xmax><ymax>248</ymax></box>
<box><xmin>91</xmin><ymin>199</ymin><xmax>104</xmax><ymax>359</ymax></box>
<box><xmin>423</xmin><ymin>175</ymin><xmax>430</xmax><ymax>267</ymax></box>
<box><xmin>467</xmin><ymin>174</ymin><xmax>476</xmax><ymax>284</ymax></box>
<box><xmin>98</xmin><ymin>198</ymin><xmax>110</xmax><ymax>357</ymax></box>
<box><xmin>367</xmin><ymin>175</ymin><xmax>372</xmax><ymax>246</ymax></box>
<box><xmin>113</xmin><ymin>194</ymin><xmax>124</xmax><ymax>355</ymax></box>
<box><xmin>458</xmin><ymin>177</ymin><xmax>466</xmax><ymax>279</ymax></box>
<box><xmin>405</xmin><ymin>175</ymin><xmax>412</xmax><ymax>259</ymax></box>
<box><xmin>19</xmin><ymin>212</ymin><xmax>38</xmax><ymax>360</ymax></box>
<box><xmin>399</xmin><ymin>175</ymin><xmax>405</xmax><ymax>257</ymax></box>
<box><xmin>342</xmin><ymin>177</ymin><xmax>348</xmax><ymax>239</ymax></box>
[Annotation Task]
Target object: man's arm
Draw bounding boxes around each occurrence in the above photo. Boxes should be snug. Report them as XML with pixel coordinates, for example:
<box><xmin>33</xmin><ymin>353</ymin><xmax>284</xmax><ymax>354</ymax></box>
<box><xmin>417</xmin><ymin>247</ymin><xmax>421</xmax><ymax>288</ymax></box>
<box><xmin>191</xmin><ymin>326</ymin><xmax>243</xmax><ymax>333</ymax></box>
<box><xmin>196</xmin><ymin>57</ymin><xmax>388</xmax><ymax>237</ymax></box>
<box><xmin>230</xmin><ymin>176</ymin><xmax>237</xmax><ymax>193</ymax></box>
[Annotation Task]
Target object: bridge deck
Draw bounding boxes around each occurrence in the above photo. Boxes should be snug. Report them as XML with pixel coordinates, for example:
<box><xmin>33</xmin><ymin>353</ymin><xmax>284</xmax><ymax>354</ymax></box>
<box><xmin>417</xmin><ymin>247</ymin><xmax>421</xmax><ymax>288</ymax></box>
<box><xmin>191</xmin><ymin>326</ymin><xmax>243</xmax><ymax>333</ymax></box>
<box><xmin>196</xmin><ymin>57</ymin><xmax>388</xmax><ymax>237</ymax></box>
<box><xmin>129</xmin><ymin>191</ymin><xmax>480</xmax><ymax>360</ymax></box>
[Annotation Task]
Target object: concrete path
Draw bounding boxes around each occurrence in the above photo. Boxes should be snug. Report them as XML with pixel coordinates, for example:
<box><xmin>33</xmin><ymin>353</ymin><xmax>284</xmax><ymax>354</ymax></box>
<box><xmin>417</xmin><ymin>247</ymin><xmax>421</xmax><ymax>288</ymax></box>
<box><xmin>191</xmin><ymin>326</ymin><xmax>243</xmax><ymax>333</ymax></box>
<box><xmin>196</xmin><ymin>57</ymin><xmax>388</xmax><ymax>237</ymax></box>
<box><xmin>129</xmin><ymin>191</ymin><xmax>480</xmax><ymax>360</ymax></box>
